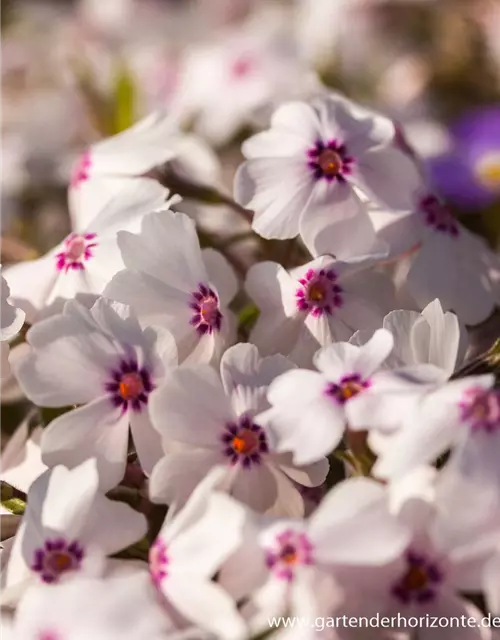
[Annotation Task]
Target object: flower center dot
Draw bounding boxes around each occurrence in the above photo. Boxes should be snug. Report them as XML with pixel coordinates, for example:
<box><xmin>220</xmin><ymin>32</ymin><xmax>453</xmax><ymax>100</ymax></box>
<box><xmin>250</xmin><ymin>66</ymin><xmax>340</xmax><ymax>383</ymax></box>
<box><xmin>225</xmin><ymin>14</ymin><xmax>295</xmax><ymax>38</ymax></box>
<box><xmin>460</xmin><ymin>387</ymin><xmax>500</xmax><ymax>433</ymax></box>
<box><xmin>391</xmin><ymin>550</ymin><xmax>442</xmax><ymax>604</ymax></box>
<box><xmin>265</xmin><ymin>529</ymin><xmax>314</xmax><ymax>582</ymax></box>
<box><xmin>119</xmin><ymin>372</ymin><xmax>145</xmax><ymax>401</ymax></box>
<box><xmin>326</xmin><ymin>374</ymin><xmax>370</xmax><ymax>405</ymax></box>
<box><xmin>318</xmin><ymin>149</ymin><xmax>342</xmax><ymax>176</ymax></box>
<box><xmin>221</xmin><ymin>415</ymin><xmax>268</xmax><ymax>467</ymax></box>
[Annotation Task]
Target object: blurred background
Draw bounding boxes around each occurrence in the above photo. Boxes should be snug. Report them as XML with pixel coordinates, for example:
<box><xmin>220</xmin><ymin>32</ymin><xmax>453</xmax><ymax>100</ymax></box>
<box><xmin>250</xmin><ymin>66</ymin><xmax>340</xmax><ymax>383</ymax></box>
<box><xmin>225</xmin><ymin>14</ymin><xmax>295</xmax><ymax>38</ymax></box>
<box><xmin>2</xmin><ymin>0</ymin><xmax>500</xmax><ymax>259</ymax></box>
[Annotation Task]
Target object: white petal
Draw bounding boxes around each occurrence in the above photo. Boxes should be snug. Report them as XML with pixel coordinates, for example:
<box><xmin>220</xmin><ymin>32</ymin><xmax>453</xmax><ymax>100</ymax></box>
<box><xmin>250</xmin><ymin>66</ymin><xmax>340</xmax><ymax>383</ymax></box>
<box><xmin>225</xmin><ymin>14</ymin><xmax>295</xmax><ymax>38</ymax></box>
<box><xmin>129</xmin><ymin>409</ymin><xmax>163</xmax><ymax>477</ymax></box>
<box><xmin>202</xmin><ymin>248</ymin><xmax>238</xmax><ymax>306</ymax></box>
<box><xmin>41</xmin><ymin>398</ymin><xmax>129</xmax><ymax>491</ymax></box>
<box><xmin>149</xmin><ymin>366</ymin><xmax>233</xmax><ymax>446</ymax></box>
<box><xmin>310</xmin><ymin>477</ymin><xmax>409</xmax><ymax>565</ymax></box>
<box><xmin>4</xmin><ymin>256</ymin><xmax>58</xmax><ymax>325</ymax></box>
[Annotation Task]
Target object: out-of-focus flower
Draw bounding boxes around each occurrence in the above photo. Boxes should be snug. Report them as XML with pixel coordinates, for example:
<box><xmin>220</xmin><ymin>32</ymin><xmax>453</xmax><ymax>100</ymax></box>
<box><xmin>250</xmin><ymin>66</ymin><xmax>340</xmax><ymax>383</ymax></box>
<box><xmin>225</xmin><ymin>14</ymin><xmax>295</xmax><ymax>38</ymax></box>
<box><xmin>427</xmin><ymin>106</ymin><xmax>500</xmax><ymax>208</ymax></box>
<box><xmin>235</xmin><ymin>94</ymin><xmax>422</xmax><ymax>257</ymax></box>
<box><xmin>172</xmin><ymin>6</ymin><xmax>317</xmax><ymax>146</ymax></box>
<box><xmin>338</xmin><ymin>466</ymin><xmax>500</xmax><ymax>639</ymax></box>
<box><xmin>105</xmin><ymin>210</ymin><xmax>238</xmax><ymax>365</ymax></box>
<box><xmin>374</xmin><ymin>374</ymin><xmax>497</xmax><ymax>480</ymax></box>
<box><xmin>220</xmin><ymin>477</ymin><xmax>409</xmax><ymax>638</ymax></box>
<box><xmin>3</xmin><ymin>460</ymin><xmax>147</xmax><ymax>602</ymax></box>
<box><xmin>351</xmin><ymin>298</ymin><xmax>467</xmax><ymax>379</ymax></box>
<box><xmin>15</xmin><ymin>298</ymin><xmax>177</xmax><ymax>490</ymax></box>
<box><xmin>1</xmin><ymin>273</ymin><xmax>25</xmax><ymax>378</ymax></box>
<box><xmin>245</xmin><ymin>255</ymin><xmax>395</xmax><ymax>367</ymax></box>
<box><xmin>5</xmin><ymin>178</ymin><xmax>167</xmax><ymax>325</ymax></box>
<box><xmin>149</xmin><ymin>345</ymin><xmax>328</xmax><ymax>516</ymax></box>
<box><xmin>149</xmin><ymin>467</ymin><xmax>247</xmax><ymax>640</ymax></box>
<box><xmin>3</xmin><ymin>572</ymin><xmax>178</xmax><ymax>640</ymax></box>
<box><xmin>371</xmin><ymin>191</ymin><xmax>500</xmax><ymax>324</ymax></box>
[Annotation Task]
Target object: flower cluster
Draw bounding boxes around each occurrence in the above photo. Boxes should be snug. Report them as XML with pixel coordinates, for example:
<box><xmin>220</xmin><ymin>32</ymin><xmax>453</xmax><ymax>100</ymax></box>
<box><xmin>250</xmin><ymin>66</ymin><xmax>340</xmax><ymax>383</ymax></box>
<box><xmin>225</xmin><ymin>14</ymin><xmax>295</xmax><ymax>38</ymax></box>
<box><xmin>1</xmin><ymin>88</ymin><xmax>500</xmax><ymax>640</ymax></box>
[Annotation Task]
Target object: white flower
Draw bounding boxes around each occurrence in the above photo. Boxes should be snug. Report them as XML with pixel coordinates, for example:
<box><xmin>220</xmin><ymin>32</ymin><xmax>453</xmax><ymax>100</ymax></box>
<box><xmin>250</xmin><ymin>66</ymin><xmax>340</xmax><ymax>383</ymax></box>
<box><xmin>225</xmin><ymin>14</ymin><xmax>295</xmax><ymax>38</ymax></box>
<box><xmin>3</xmin><ymin>460</ymin><xmax>147</xmax><ymax>602</ymax></box>
<box><xmin>5</xmin><ymin>178</ymin><xmax>167</xmax><ymax>325</ymax></box>
<box><xmin>351</xmin><ymin>298</ymin><xmax>467</xmax><ymax>379</ymax></box>
<box><xmin>1</xmin><ymin>273</ymin><xmax>25</xmax><ymax>378</ymax></box>
<box><xmin>105</xmin><ymin>209</ymin><xmax>238</xmax><ymax>365</ymax></box>
<box><xmin>234</xmin><ymin>94</ymin><xmax>422</xmax><ymax>251</ymax></box>
<box><xmin>262</xmin><ymin>329</ymin><xmax>440</xmax><ymax>466</ymax></box>
<box><xmin>148</xmin><ymin>467</ymin><xmax>247</xmax><ymax>640</ymax></box>
<box><xmin>245</xmin><ymin>255</ymin><xmax>395</xmax><ymax>367</ymax></box>
<box><xmin>172</xmin><ymin>7</ymin><xmax>316</xmax><ymax>146</ymax></box>
<box><xmin>15</xmin><ymin>298</ymin><xmax>177</xmax><ymax>490</ymax></box>
<box><xmin>68</xmin><ymin>112</ymin><xmax>182</xmax><ymax>230</ymax></box>
<box><xmin>149</xmin><ymin>344</ymin><xmax>328</xmax><ymax>516</ymax></box>
<box><xmin>219</xmin><ymin>477</ymin><xmax>409</xmax><ymax>638</ymax></box>
<box><xmin>374</xmin><ymin>374</ymin><xmax>497</xmax><ymax>481</ymax></box>
<box><xmin>4</xmin><ymin>572</ymin><xmax>179</xmax><ymax>640</ymax></box>
<box><xmin>373</xmin><ymin>191</ymin><xmax>500</xmax><ymax>325</ymax></box>
<box><xmin>337</xmin><ymin>467</ymin><xmax>500</xmax><ymax>640</ymax></box>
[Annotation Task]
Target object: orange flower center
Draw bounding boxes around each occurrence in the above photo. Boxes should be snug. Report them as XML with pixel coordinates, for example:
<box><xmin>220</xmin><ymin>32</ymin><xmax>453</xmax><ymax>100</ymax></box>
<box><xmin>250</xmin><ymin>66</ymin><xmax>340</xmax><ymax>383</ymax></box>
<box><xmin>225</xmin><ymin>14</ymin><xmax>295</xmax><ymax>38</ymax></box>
<box><xmin>402</xmin><ymin>565</ymin><xmax>429</xmax><ymax>592</ymax></box>
<box><xmin>232</xmin><ymin>429</ymin><xmax>259</xmax><ymax>455</ymax></box>
<box><xmin>119</xmin><ymin>372</ymin><xmax>144</xmax><ymax>400</ymax></box>
<box><xmin>318</xmin><ymin>149</ymin><xmax>342</xmax><ymax>176</ymax></box>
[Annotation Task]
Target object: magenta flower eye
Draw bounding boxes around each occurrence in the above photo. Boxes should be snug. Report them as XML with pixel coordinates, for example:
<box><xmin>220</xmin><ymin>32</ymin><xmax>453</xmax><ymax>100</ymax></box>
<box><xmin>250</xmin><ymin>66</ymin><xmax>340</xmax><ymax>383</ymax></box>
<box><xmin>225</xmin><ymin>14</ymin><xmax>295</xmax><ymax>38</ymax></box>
<box><xmin>189</xmin><ymin>283</ymin><xmax>223</xmax><ymax>334</ymax></box>
<box><xmin>31</xmin><ymin>538</ymin><xmax>84</xmax><ymax>584</ymax></box>
<box><xmin>265</xmin><ymin>529</ymin><xmax>314</xmax><ymax>582</ymax></box>
<box><xmin>391</xmin><ymin>550</ymin><xmax>443</xmax><ymax>604</ymax></box>
<box><xmin>55</xmin><ymin>233</ymin><xmax>98</xmax><ymax>273</ymax></box>
<box><xmin>295</xmin><ymin>268</ymin><xmax>343</xmax><ymax>317</ymax></box>
<box><xmin>419</xmin><ymin>195</ymin><xmax>460</xmax><ymax>237</ymax></box>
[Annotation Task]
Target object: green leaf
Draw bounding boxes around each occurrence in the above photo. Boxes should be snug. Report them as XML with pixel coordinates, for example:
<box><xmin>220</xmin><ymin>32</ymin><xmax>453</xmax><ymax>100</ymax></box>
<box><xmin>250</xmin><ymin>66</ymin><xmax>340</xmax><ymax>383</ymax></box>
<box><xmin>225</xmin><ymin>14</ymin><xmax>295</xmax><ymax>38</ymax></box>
<box><xmin>1</xmin><ymin>482</ymin><xmax>26</xmax><ymax>515</ymax></box>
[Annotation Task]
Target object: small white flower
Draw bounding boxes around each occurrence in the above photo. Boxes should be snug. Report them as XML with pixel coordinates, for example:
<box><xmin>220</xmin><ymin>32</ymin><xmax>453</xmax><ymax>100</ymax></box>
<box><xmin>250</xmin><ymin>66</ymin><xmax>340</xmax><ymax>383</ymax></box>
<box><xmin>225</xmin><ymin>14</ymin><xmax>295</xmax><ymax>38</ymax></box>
<box><xmin>3</xmin><ymin>460</ymin><xmax>147</xmax><ymax>601</ymax></box>
<box><xmin>338</xmin><ymin>467</ymin><xmax>500</xmax><ymax>640</ymax></box>
<box><xmin>219</xmin><ymin>477</ymin><xmax>409</xmax><ymax>636</ymax></box>
<box><xmin>15</xmin><ymin>298</ymin><xmax>177</xmax><ymax>489</ymax></box>
<box><xmin>351</xmin><ymin>298</ymin><xmax>467</xmax><ymax>379</ymax></box>
<box><xmin>235</xmin><ymin>94</ymin><xmax>422</xmax><ymax>249</ymax></box>
<box><xmin>4</xmin><ymin>572</ymin><xmax>178</xmax><ymax>640</ymax></box>
<box><xmin>105</xmin><ymin>209</ymin><xmax>238</xmax><ymax>365</ymax></box>
<box><xmin>5</xmin><ymin>178</ymin><xmax>167</xmax><ymax>325</ymax></box>
<box><xmin>374</xmin><ymin>374</ymin><xmax>497</xmax><ymax>480</ymax></box>
<box><xmin>262</xmin><ymin>329</ymin><xmax>439</xmax><ymax>465</ymax></box>
<box><xmin>68</xmin><ymin>112</ymin><xmax>182</xmax><ymax>229</ymax></box>
<box><xmin>148</xmin><ymin>468</ymin><xmax>247</xmax><ymax>640</ymax></box>
<box><xmin>1</xmin><ymin>273</ymin><xmax>25</xmax><ymax>378</ymax></box>
<box><xmin>246</xmin><ymin>255</ymin><xmax>395</xmax><ymax>367</ymax></box>
<box><xmin>373</xmin><ymin>191</ymin><xmax>500</xmax><ymax>325</ymax></box>
<box><xmin>149</xmin><ymin>344</ymin><xmax>328</xmax><ymax>516</ymax></box>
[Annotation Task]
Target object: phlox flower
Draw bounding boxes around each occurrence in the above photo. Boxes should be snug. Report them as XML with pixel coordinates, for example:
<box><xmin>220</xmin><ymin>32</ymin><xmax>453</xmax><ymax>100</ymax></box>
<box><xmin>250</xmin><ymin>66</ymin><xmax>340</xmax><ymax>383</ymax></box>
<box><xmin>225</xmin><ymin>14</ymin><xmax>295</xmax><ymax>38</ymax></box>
<box><xmin>105</xmin><ymin>209</ymin><xmax>238</xmax><ymax>365</ymax></box>
<box><xmin>234</xmin><ymin>93</ymin><xmax>422</xmax><ymax>252</ymax></box>
<box><xmin>148</xmin><ymin>467</ymin><xmax>247</xmax><ymax>640</ymax></box>
<box><xmin>149</xmin><ymin>343</ymin><xmax>328</xmax><ymax>516</ymax></box>
<box><xmin>371</xmin><ymin>190</ymin><xmax>500</xmax><ymax>325</ymax></box>
<box><xmin>374</xmin><ymin>374</ymin><xmax>498</xmax><ymax>484</ymax></box>
<box><xmin>1</xmin><ymin>273</ymin><xmax>25</xmax><ymax>378</ymax></box>
<box><xmin>3</xmin><ymin>460</ymin><xmax>147</xmax><ymax>603</ymax></box>
<box><xmin>337</xmin><ymin>466</ymin><xmax>500</xmax><ymax>640</ymax></box>
<box><xmin>245</xmin><ymin>254</ymin><xmax>395</xmax><ymax>367</ymax></box>
<box><xmin>5</xmin><ymin>178</ymin><xmax>167</xmax><ymax>325</ymax></box>
<box><xmin>15</xmin><ymin>298</ymin><xmax>177</xmax><ymax>490</ymax></box>
<box><xmin>219</xmin><ymin>477</ymin><xmax>409</xmax><ymax>640</ymax></box>
<box><xmin>262</xmin><ymin>329</ymin><xmax>440</xmax><ymax>466</ymax></box>
<box><xmin>2</xmin><ymin>572</ymin><xmax>181</xmax><ymax>640</ymax></box>
<box><xmin>68</xmin><ymin>111</ymin><xmax>200</xmax><ymax>229</ymax></box>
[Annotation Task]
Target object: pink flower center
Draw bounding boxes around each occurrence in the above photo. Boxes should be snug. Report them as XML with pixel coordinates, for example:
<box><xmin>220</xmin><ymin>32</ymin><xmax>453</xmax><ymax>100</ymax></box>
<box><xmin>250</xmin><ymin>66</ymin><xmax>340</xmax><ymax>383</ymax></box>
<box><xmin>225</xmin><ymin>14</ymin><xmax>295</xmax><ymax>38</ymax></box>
<box><xmin>325</xmin><ymin>373</ymin><xmax>370</xmax><ymax>405</ymax></box>
<box><xmin>420</xmin><ymin>195</ymin><xmax>460</xmax><ymax>237</ymax></box>
<box><xmin>265</xmin><ymin>529</ymin><xmax>314</xmax><ymax>582</ymax></box>
<box><xmin>55</xmin><ymin>233</ymin><xmax>98</xmax><ymax>273</ymax></box>
<box><xmin>118</xmin><ymin>372</ymin><xmax>145</xmax><ymax>401</ymax></box>
<box><xmin>70</xmin><ymin>150</ymin><xmax>92</xmax><ymax>188</ymax></box>
<box><xmin>460</xmin><ymin>387</ymin><xmax>500</xmax><ymax>433</ymax></box>
<box><xmin>230</xmin><ymin>54</ymin><xmax>255</xmax><ymax>79</ymax></box>
<box><xmin>189</xmin><ymin>283</ymin><xmax>223</xmax><ymax>334</ymax></box>
<box><xmin>295</xmin><ymin>268</ymin><xmax>343</xmax><ymax>317</ymax></box>
<box><xmin>149</xmin><ymin>538</ymin><xmax>169</xmax><ymax>588</ymax></box>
